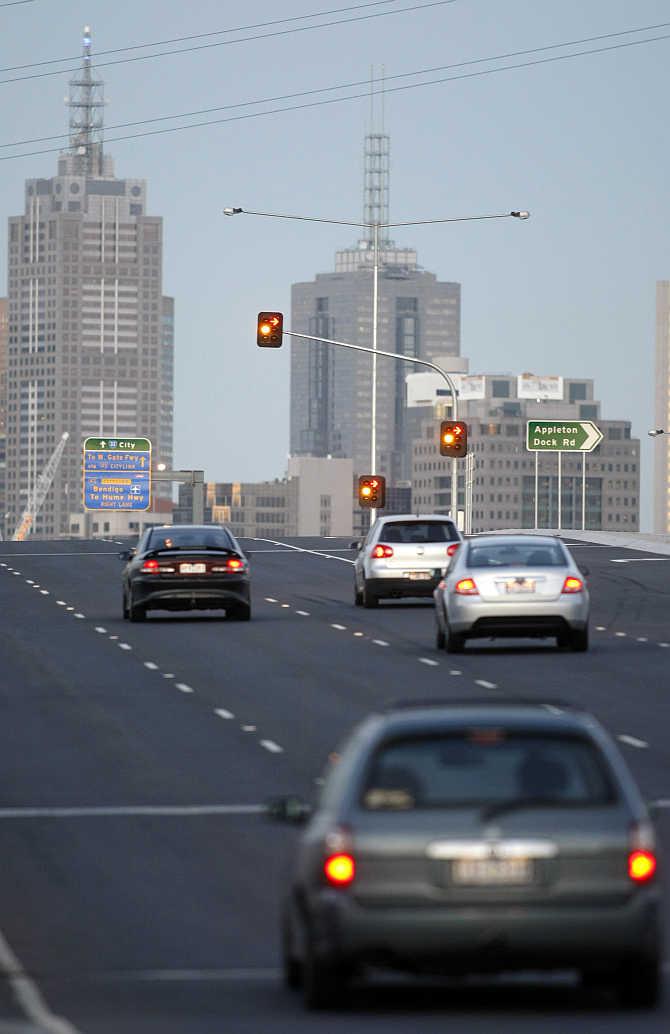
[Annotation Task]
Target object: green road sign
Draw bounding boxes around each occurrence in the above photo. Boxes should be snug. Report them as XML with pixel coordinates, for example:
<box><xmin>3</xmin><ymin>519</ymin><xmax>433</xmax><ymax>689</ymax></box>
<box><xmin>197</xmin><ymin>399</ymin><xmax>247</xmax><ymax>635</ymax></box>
<box><xmin>526</xmin><ymin>420</ymin><xmax>603</xmax><ymax>453</ymax></box>
<box><xmin>83</xmin><ymin>435</ymin><xmax>152</xmax><ymax>511</ymax></box>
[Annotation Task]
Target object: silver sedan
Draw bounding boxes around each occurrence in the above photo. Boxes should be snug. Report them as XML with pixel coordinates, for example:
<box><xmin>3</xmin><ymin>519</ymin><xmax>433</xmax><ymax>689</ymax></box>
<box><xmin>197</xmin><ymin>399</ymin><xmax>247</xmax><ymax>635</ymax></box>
<box><xmin>434</xmin><ymin>534</ymin><xmax>590</xmax><ymax>653</ymax></box>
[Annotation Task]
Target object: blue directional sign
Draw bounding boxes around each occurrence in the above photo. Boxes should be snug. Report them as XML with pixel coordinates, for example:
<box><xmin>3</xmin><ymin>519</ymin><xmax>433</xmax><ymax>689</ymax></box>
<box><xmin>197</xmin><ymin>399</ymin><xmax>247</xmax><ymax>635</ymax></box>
<box><xmin>83</xmin><ymin>436</ymin><xmax>152</xmax><ymax>511</ymax></box>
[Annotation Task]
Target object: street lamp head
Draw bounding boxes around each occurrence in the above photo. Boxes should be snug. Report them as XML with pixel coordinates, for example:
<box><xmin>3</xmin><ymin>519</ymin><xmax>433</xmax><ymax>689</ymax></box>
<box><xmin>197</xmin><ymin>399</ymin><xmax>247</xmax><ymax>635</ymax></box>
<box><xmin>511</xmin><ymin>210</ymin><xmax>530</xmax><ymax>220</ymax></box>
<box><xmin>648</xmin><ymin>428</ymin><xmax>666</xmax><ymax>437</ymax></box>
<box><xmin>223</xmin><ymin>207</ymin><xmax>243</xmax><ymax>216</ymax></box>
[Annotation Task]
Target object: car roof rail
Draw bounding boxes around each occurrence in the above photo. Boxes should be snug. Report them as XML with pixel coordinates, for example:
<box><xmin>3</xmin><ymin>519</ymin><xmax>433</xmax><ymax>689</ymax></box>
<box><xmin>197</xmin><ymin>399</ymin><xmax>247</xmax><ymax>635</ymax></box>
<box><xmin>383</xmin><ymin>696</ymin><xmax>581</xmax><ymax>713</ymax></box>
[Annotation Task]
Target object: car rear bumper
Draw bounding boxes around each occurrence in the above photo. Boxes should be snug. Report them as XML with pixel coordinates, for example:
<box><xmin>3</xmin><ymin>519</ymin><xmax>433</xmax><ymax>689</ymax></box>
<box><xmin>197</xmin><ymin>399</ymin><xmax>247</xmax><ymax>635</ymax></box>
<box><xmin>309</xmin><ymin>891</ymin><xmax>661</xmax><ymax>972</ymax></box>
<box><xmin>439</xmin><ymin>593</ymin><xmax>589</xmax><ymax>637</ymax></box>
<box><xmin>130</xmin><ymin>576</ymin><xmax>250</xmax><ymax>611</ymax></box>
<box><xmin>365</xmin><ymin>572</ymin><xmax>442</xmax><ymax>599</ymax></box>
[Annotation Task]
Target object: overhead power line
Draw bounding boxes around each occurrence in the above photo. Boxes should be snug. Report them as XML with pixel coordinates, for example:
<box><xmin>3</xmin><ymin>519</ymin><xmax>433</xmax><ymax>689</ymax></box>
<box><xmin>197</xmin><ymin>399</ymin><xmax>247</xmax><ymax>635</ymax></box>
<box><xmin>0</xmin><ymin>0</ymin><xmax>457</xmax><ymax>86</ymax></box>
<box><xmin>1</xmin><ymin>21</ymin><xmax>668</xmax><ymax>157</ymax></box>
<box><xmin>0</xmin><ymin>0</ymin><xmax>36</xmax><ymax>6</ymax></box>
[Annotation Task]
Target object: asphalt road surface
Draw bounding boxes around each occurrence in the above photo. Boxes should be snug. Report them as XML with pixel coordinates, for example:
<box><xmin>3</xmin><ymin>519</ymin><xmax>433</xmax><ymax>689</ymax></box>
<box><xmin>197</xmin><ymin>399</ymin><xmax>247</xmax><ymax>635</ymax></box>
<box><xmin>0</xmin><ymin>534</ymin><xmax>669</xmax><ymax>1033</ymax></box>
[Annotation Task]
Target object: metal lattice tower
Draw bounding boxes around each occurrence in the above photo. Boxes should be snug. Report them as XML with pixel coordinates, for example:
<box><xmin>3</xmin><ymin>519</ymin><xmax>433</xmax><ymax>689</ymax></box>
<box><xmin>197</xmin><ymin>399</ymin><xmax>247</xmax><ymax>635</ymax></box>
<box><xmin>67</xmin><ymin>25</ymin><xmax>105</xmax><ymax>175</ymax></box>
<box><xmin>363</xmin><ymin>133</ymin><xmax>390</xmax><ymax>241</ymax></box>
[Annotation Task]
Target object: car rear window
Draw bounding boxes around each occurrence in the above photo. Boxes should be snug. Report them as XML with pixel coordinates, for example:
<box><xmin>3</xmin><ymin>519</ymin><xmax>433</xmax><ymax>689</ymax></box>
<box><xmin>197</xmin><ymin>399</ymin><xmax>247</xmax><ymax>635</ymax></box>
<box><xmin>361</xmin><ymin>732</ymin><xmax>615</xmax><ymax>811</ymax></box>
<box><xmin>380</xmin><ymin>521</ymin><xmax>459</xmax><ymax>544</ymax></box>
<box><xmin>148</xmin><ymin>528</ymin><xmax>234</xmax><ymax>551</ymax></box>
<box><xmin>466</xmin><ymin>542</ymin><xmax>566</xmax><ymax>568</ymax></box>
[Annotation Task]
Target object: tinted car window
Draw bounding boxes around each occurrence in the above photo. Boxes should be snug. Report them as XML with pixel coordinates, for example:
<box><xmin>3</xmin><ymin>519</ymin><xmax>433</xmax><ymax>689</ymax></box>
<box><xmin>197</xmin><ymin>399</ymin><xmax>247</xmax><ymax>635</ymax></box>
<box><xmin>466</xmin><ymin>542</ymin><xmax>566</xmax><ymax>568</ymax></box>
<box><xmin>380</xmin><ymin>521</ymin><xmax>459</xmax><ymax>544</ymax></box>
<box><xmin>361</xmin><ymin>733</ymin><xmax>614</xmax><ymax>810</ymax></box>
<box><xmin>147</xmin><ymin>528</ymin><xmax>234</xmax><ymax>551</ymax></box>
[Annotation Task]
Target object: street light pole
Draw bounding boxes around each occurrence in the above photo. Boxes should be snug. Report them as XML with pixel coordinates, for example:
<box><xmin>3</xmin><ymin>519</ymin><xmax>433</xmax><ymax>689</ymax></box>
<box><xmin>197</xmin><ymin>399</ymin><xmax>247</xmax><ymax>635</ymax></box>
<box><xmin>371</xmin><ymin>220</ymin><xmax>379</xmax><ymax>523</ymax></box>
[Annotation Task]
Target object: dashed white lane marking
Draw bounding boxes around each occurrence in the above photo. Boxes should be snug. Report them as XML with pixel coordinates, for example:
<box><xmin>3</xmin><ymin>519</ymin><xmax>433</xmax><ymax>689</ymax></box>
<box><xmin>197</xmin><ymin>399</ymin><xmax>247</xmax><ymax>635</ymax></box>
<box><xmin>118</xmin><ymin>643</ymin><xmax>132</xmax><ymax>651</ymax></box>
<box><xmin>0</xmin><ymin>805</ymin><xmax>264</xmax><ymax>818</ymax></box>
<box><xmin>25</xmin><ymin>579</ymin><xmax>34</xmax><ymax>584</ymax></box>
<box><xmin>66</xmin><ymin>606</ymin><xmax>74</xmax><ymax>612</ymax></box>
<box><xmin>40</xmin><ymin>590</ymin><xmax>49</xmax><ymax>595</ymax></box>
<box><xmin>264</xmin><ymin>597</ymin><xmax>278</xmax><ymax>603</ymax></box>
<box><xmin>176</xmin><ymin>683</ymin><xmax>194</xmax><ymax>694</ymax></box>
<box><xmin>637</xmin><ymin>637</ymin><xmax>648</xmax><ymax>642</ymax></box>
<box><xmin>95</xmin><ymin>627</ymin><xmax>107</xmax><ymax>634</ymax></box>
<box><xmin>108</xmin><ymin>635</ymin><xmax>119</xmax><ymax>641</ymax></box>
<box><xmin>214</xmin><ymin>708</ymin><xmax>234</xmax><ymax>720</ymax></box>
<box><xmin>615</xmin><ymin>632</ymin><xmax>626</xmax><ymax>638</ymax></box>
<box><xmin>449</xmin><ymin>670</ymin><xmax>462</xmax><ymax>676</ymax></box>
<box><xmin>596</xmin><ymin>626</ymin><xmax>606</xmax><ymax>631</ymax></box>
<box><xmin>56</xmin><ymin>600</ymin><xmax>67</xmax><ymax>606</ymax></box>
<box><xmin>0</xmin><ymin>925</ymin><xmax>82</xmax><ymax>1034</ymax></box>
<box><xmin>163</xmin><ymin>673</ymin><xmax>175</xmax><ymax>679</ymax></box>
<box><xmin>617</xmin><ymin>734</ymin><xmax>648</xmax><ymax>749</ymax></box>
<box><xmin>74</xmin><ymin>613</ymin><xmax>85</xmax><ymax>619</ymax></box>
<box><xmin>372</xmin><ymin>639</ymin><xmax>389</xmax><ymax>646</ymax></box>
<box><xmin>419</xmin><ymin>657</ymin><xmax>439</xmax><ymax>667</ymax></box>
<box><xmin>12</xmin><ymin>571</ymin><xmax>20</xmax><ymax>575</ymax></box>
<box><xmin>31</xmin><ymin>583</ymin><xmax>41</xmax><ymax>588</ymax></box>
<box><xmin>281</xmin><ymin>603</ymin><xmax>290</xmax><ymax>608</ymax></box>
<box><xmin>331</xmin><ymin>623</ymin><xmax>347</xmax><ymax>630</ymax></box>
<box><xmin>144</xmin><ymin>662</ymin><xmax>158</xmax><ymax>670</ymax></box>
<box><xmin>353</xmin><ymin>631</ymin><xmax>365</xmax><ymax>637</ymax></box>
<box><xmin>296</xmin><ymin>610</ymin><xmax>310</xmax><ymax>616</ymax></box>
<box><xmin>242</xmin><ymin>724</ymin><xmax>257</xmax><ymax>732</ymax></box>
<box><xmin>260</xmin><ymin>739</ymin><xmax>283</xmax><ymax>754</ymax></box>
<box><xmin>659</xmin><ymin>643</ymin><xmax>670</xmax><ymax>648</ymax></box>
<box><xmin>475</xmin><ymin>679</ymin><xmax>498</xmax><ymax>690</ymax></box>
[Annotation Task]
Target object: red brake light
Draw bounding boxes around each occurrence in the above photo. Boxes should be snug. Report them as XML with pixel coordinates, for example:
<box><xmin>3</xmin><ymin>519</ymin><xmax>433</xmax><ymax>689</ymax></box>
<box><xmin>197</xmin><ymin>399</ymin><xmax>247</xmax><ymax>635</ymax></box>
<box><xmin>226</xmin><ymin>557</ymin><xmax>243</xmax><ymax>569</ymax></box>
<box><xmin>141</xmin><ymin>559</ymin><xmax>159</xmax><ymax>573</ymax></box>
<box><xmin>454</xmin><ymin>577</ymin><xmax>478</xmax><ymax>595</ymax></box>
<box><xmin>447</xmin><ymin>543</ymin><xmax>460</xmax><ymax>557</ymax></box>
<box><xmin>561</xmin><ymin>576</ymin><xmax>583</xmax><ymax>594</ymax></box>
<box><xmin>371</xmin><ymin>544</ymin><xmax>393</xmax><ymax>559</ymax></box>
<box><xmin>629</xmin><ymin>850</ymin><xmax>656</xmax><ymax>883</ymax></box>
<box><xmin>324</xmin><ymin>853</ymin><xmax>355</xmax><ymax>887</ymax></box>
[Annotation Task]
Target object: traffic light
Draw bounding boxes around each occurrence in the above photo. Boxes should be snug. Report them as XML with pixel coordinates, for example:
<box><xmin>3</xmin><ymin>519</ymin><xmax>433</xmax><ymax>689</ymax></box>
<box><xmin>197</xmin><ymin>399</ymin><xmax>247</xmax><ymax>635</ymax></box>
<box><xmin>439</xmin><ymin>420</ymin><xmax>468</xmax><ymax>458</ymax></box>
<box><xmin>358</xmin><ymin>475</ymin><xmax>386</xmax><ymax>509</ymax></box>
<box><xmin>257</xmin><ymin>311</ymin><xmax>283</xmax><ymax>347</ymax></box>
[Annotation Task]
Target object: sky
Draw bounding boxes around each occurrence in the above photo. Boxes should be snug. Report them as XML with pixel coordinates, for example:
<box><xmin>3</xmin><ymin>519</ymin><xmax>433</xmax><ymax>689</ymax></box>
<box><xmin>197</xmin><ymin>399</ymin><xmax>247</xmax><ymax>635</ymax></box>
<box><xmin>1</xmin><ymin>0</ymin><xmax>668</xmax><ymax>530</ymax></box>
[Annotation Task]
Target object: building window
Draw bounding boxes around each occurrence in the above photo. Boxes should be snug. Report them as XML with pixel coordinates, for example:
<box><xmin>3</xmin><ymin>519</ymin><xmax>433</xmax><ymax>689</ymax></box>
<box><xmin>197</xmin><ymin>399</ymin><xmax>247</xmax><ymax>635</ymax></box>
<box><xmin>491</xmin><ymin>380</ymin><xmax>510</xmax><ymax>398</ymax></box>
<box><xmin>569</xmin><ymin>382</ymin><xmax>587</xmax><ymax>402</ymax></box>
<box><xmin>579</xmin><ymin>404</ymin><xmax>598</xmax><ymax>420</ymax></box>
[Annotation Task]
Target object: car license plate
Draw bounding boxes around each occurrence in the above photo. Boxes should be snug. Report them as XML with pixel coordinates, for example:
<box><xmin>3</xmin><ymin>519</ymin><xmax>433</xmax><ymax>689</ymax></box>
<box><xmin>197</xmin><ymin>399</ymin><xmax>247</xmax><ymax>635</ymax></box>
<box><xmin>404</xmin><ymin>571</ymin><xmax>432</xmax><ymax>581</ymax></box>
<box><xmin>179</xmin><ymin>563</ymin><xmax>206</xmax><ymax>574</ymax></box>
<box><xmin>451</xmin><ymin>857</ymin><xmax>532</xmax><ymax>885</ymax></box>
<box><xmin>504</xmin><ymin>579</ymin><xmax>535</xmax><ymax>593</ymax></box>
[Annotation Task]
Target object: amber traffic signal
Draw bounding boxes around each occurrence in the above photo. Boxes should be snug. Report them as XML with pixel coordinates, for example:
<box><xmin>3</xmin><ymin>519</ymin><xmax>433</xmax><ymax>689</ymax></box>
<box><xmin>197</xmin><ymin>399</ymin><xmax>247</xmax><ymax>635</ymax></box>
<box><xmin>257</xmin><ymin>311</ymin><xmax>283</xmax><ymax>347</ymax></box>
<box><xmin>358</xmin><ymin>475</ymin><xmax>386</xmax><ymax>509</ymax></box>
<box><xmin>439</xmin><ymin>420</ymin><xmax>468</xmax><ymax>458</ymax></box>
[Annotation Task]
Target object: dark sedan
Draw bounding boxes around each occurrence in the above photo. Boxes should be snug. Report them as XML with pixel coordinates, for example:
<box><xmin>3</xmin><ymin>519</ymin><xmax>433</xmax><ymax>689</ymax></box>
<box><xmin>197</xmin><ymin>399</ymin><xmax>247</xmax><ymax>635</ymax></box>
<box><xmin>120</xmin><ymin>524</ymin><xmax>251</xmax><ymax>622</ymax></box>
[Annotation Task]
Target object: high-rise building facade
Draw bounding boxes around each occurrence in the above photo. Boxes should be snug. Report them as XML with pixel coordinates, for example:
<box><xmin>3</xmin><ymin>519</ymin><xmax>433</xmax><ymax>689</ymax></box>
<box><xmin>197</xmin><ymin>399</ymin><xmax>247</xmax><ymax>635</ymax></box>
<box><xmin>4</xmin><ymin>29</ymin><xmax>173</xmax><ymax>537</ymax></box>
<box><xmin>0</xmin><ymin>296</ymin><xmax>7</xmax><ymax>530</ymax></box>
<box><xmin>290</xmin><ymin>133</ymin><xmax>460</xmax><ymax>484</ymax></box>
<box><xmin>654</xmin><ymin>282</ymin><xmax>670</xmax><ymax>533</ymax></box>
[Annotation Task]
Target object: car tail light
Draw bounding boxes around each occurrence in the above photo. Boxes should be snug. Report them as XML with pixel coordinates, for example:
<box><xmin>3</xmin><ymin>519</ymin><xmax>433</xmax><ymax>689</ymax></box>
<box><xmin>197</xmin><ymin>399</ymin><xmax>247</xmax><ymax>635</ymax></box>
<box><xmin>447</xmin><ymin>543</ymin><xmax>460</xmax><ymax>557</ymax></box>
<box><xmin>323</xmin><ymin>827</ymin><xmax>355</xmax><ymax>887</ymax></box>
<box><xmin>561</xmin><ymin>576</ymin><xmax>583</xmax><ymax>594</ymax></box>
<box><xmin>211</xmin><ymin>557</ymin><xmax>246</xmax><ymax>573</ymax></box>
<box><xmin>141</xmin><ymin>559</ymin><xmax>159</xmax><ymax>573</ymax></box>
<box><xmin>454</xmin><ymin>577</ymin><xmax>479</xmax><ymax>595</ymax></box>
<box><xmin>628</xmin><ymin>821</ymin><xmax>657</xmax><ymax>883</ymax></box>
<box><xmin>371</xmin><ymin>544</ymin><xmax>393</xmax><ymax>559</ymax></box>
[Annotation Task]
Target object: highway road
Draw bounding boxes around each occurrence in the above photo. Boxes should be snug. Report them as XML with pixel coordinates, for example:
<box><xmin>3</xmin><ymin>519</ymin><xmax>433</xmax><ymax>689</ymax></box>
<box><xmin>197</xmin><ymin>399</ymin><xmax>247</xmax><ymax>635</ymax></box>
<box><xmin>0</xmin><ymin>534</ymin><xmax>669</xmax><ymax>1033</ymax></box>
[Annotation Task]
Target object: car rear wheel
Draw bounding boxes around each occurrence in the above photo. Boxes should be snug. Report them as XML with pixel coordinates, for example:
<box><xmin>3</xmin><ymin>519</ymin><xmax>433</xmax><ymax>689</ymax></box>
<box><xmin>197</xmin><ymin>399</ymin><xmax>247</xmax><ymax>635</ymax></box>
<box><xmin>616</xmin><ymin>956</ymin><xmax>661</xmax><ymax>1009</ymax></box>
<box><xmin>129</xmin><ymin>595</ymin><xmax>146</xmax><ymax>622</ymax></box>
<box><xmin>122</xmin><ymin>589</ymin><xmax>129</xmax><ymax>620</ymax></box>
<box><xmin>281</xmin><ymin>914</ymin><xmax>302</xmax><ymax>990</ymax></box>
<box><xmin>227</xmin><ymin>603</ymin><xmax>251</xmax><ymax>621</ymax></box>
<box><xmin>303</xmin><ymin>937</ymin><xmax>347</xmax><ymax>1010</ymax></box>
<box><xmin>445</xmin><ymin>624</ymin><xmax>465</xmax><ymax>653</ymax></box>
<box><xmin>354</xmin><ymin>582</ymin><xmax>363</xmax><ymax>607</ymax></box>
<box><xmin>435</xmin><ymin>620</ymin><xmax>446</xmax><ymax>650</ymax></box>
<box><xmin>570</xmin><ymin>626</ymin><xmax>589</xmax><ymax>652</ymax></box>
<box><xmin>362</xmin><ymin>582</ymin><xmax>378</xmax><ymax>609</ymax></box>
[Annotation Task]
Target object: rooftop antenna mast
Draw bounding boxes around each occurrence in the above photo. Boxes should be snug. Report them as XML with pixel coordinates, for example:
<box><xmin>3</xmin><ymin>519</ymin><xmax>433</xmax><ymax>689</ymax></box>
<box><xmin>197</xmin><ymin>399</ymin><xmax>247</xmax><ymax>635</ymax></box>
<box><xmin>363</xmin><ymin>65</ymin><xmax>390</xmax><ymax>248</ymax></box>
<box><xmin>67</xmin><ymin>25</ymin><xmax>105</xmax><ymax>175</ymax></box>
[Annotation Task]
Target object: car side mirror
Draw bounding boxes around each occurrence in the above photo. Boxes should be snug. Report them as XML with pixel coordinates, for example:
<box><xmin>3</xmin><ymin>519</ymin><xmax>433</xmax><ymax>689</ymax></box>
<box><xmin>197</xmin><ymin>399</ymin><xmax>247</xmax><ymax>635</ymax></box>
<box><xmin>350</xmin><ymin>541</ymin><xmax>361</xmax><ymax>551</ymax></box>
<box><xmin>119</xmin><ymin>548</ymin><xmax>135</xmax><ymax>561</ymax></box>
<box><xmin>266</xmin><ymin>795</ymin><xmax>312</xmax><ymax>824</ymax></box>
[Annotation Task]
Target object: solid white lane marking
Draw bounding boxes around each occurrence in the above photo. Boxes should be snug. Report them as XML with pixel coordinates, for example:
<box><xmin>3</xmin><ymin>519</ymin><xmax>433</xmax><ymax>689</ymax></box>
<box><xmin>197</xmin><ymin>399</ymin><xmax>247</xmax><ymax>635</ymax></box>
<box><xmin>637</xmin><ymin>637</ymin><xmax>648</xmax><ymax>642</ymax></box>
<box><xmin>95</xmin><ymin>627</ymin><xmax>107</xmax><ymax>634</ymax></box>
<box><xmin>176</xmin><ymin>683</ymin><xmax>194</xmax><ymax>693</ymax></box>
<box><xmin>214</xmin><ymin>708</ymin><xmax>234</xmax><ymax>720</ymax></box>
<box><xmin>617</xmin><ymin>734</ymin><xmax>648</xmax><ymax>749</ymax></box>
<box><xmin>419</xmin><ymin>657</ymin><xmax>439</xmax><ymax>667</ymax></box>
<box><xmin>251</xmin><ymin>537</ymin><xmax>355</xmax><ymax>565</ymax></box>
<box><xmin>449</xmin><ymin>669</ymin><xmax>462</xmax><ymax>675</ymax></box>
<box><xmin>610</xmin><ymin>558</ymin><xmax>669</xmax><ymax>563</ymax></box>
<box><xmin>242</xmin><ymin>724</ymin><xmax>256</xmax><ymax>732</ymax></box>
<box><xmin>0</xmin><ymin>926</ymin><xmax>82</xmax><ymax>1034</ymax></box>
<box><xmin>475</xmin><ymin>680</ymin><xmax>498</xmax><ymax>690</ymax></box>
<box><xmin>296</xmin><ymin>610</ymin><xmax>310</xmax><ymax>616</ymax></box>
<box><xmin>260</xmin><ymin>739</ymin><xmax>283</xmax><ymax>754</ymax></box>
<box><xmin>144</xmin><ymin>662</ymin><xmax>158</xmax><ymax>670</ymax></box>
<box><xmin>114</xmin><ymin>967</ymin><xmax>280</xmax><ymax>982</ymax></box>
<box><xmin>264</xmin><ymin>597</ymin><xmax>278</xmax><ymax>603</ymax></box>
<box><xmin>331</xmin><ymin>623</ymin><xmax>347</xmax><ymax>630</ymax></box>
<box><xmin>372</xmin><ymin>639</ymin><xmax>389</xmax><ymax>646</ymax></box>
<box><xmin>615</xmin><ymin>632</ymin><xmax>626</xmax><ymax>638</ymax></box>
<box><xmin>0</xmin><ymin>805</ymin><xmax>264</xmax><ymax>818</ymax></box>
<box><xmin>118</xmin><ymin>643</ymin><xmax>132</xmax><ymax>651</ymax></box>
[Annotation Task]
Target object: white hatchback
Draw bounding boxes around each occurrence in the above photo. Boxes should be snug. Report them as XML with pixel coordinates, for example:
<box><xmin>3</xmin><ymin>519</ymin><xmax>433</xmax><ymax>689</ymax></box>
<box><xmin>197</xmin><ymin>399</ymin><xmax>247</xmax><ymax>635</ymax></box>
<box><xmin>353</xmin><ymin>514</ymin><xmax>463</xmax><ymax>608</ymax></box>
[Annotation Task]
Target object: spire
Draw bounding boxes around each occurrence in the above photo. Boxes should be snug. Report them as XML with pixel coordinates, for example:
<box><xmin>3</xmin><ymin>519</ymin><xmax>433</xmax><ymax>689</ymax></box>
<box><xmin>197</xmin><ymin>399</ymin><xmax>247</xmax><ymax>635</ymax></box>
<box><xmin>363</xmin><ymin>66</ymin><xmax>391</xmax><ymax>245</ymax></box>
<box><xmin>67</xmin><ymin>25</ymin><xmax>105</xmax><ymax>175</ymax></box>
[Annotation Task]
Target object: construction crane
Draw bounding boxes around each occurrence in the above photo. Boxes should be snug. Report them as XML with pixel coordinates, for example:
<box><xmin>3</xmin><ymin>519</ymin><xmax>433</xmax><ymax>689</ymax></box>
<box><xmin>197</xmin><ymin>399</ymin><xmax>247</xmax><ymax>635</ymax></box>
<box><xmin>12</xmin><ymin>432</ymin><xmax>70</xmax><ymax>541</ymax></box>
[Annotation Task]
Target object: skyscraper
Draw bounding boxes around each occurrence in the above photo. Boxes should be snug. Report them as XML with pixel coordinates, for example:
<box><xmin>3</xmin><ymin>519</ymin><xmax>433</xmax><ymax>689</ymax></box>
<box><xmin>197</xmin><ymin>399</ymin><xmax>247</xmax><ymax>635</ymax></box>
<box><xmin>290</xmin><ymin>133</ymin><xmax>460</xmax><ymax>483</ymax></box>
<box><xmin>654</xmin><ymin>282</ymin><xmax>670</xmax><ymax>533</ymax></box>
<box><xmin>4</xmin><ymin>28</ymin><xmax>174</xmax><ymax>537</ymax></box>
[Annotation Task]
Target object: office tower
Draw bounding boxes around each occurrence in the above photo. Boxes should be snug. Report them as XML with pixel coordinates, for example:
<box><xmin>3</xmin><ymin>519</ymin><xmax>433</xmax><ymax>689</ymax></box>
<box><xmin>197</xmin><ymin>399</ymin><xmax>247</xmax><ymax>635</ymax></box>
<box><xmin>4</xmin><ymin>28</ymin><xmax>173</xmax><ymax>537</ymax></box>
<box><xmin>0</xmin><ymin>297</ymin><xmax>7</xmax><ymax>531</ymax></box>
<box><xmin>654</xmin><ymin>282</ymin><xmax>670</xmax><ymax>533</ymax></box>
<box><xmin>290</xmin><ymin>133</ymin><xmax>460</xmax><ymax>483</ymax></box>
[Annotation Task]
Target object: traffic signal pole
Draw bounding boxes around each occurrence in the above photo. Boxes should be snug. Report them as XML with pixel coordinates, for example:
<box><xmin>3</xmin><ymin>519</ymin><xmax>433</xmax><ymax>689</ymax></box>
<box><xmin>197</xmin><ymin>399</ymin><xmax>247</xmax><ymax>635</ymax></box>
<box><xmin>286</xmin><ymin>328</ymin><xmax>463</xmax><ymax>529</ymax></box>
